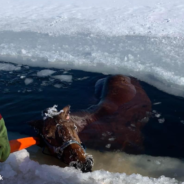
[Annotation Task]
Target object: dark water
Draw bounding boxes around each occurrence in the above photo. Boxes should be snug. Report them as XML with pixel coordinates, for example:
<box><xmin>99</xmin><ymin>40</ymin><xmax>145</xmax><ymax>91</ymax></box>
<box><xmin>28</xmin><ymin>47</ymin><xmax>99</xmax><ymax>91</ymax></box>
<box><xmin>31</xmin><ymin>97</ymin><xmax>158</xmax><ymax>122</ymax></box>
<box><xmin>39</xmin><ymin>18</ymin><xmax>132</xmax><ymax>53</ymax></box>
<box><xmin>0</xmin><ymin>61</ymin><xmax>184</xmax><ymax>159</ymax></box>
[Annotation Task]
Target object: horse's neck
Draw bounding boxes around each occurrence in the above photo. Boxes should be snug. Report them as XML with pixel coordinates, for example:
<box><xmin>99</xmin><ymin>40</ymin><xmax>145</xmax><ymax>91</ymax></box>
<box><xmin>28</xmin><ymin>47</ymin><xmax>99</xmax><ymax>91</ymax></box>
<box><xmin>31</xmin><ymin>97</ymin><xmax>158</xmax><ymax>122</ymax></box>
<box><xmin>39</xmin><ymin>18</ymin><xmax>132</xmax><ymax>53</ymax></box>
<box><xmin>70</xmin><ymin>111</ymin><xmax>94</xmax><ymax>132</ymax></box>
<box><xmin>70</xmin><ymin>103</ymin><xmax>117</xmax><ymax>131</ymax></box>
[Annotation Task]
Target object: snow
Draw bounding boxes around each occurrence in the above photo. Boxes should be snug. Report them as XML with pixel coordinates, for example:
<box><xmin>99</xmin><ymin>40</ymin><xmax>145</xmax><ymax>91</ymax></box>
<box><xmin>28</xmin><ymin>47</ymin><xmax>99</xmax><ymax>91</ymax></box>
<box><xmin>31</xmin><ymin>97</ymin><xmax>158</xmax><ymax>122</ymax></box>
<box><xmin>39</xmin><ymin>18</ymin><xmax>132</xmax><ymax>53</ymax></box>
<box><xmin>2</xmin><ymin>132</ymin><xmax>184</xmax><ymax>184</ymax></box>
<box><xmin>0</xmin><ymin>0</ymin><xmax>183</xmax><ymax>96</ymax></box>
<box><xmin>0</xmin><ymin>149</ymin><xmax>183</xmax><ymax>184</ymax></box>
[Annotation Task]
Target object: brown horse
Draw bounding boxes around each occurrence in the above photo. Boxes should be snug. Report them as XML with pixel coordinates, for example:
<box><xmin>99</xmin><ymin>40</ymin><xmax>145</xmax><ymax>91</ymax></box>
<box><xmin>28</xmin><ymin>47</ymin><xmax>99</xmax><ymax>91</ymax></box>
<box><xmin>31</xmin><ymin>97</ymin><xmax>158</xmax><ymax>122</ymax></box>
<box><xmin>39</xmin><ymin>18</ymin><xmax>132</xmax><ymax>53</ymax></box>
<box><xmin>30</xmin><ymin>74</ymin><xmax>151</xmax><ymax>170</ymax></box>
<box><xmin>29</xmin><ymin>105</ymin><xmax>94</xmax><ymax>172</ymax></box>
<box><xmin>70</xmin><ymin>75</ymin><xmax>152</xmax><ymax>154</ymax></box>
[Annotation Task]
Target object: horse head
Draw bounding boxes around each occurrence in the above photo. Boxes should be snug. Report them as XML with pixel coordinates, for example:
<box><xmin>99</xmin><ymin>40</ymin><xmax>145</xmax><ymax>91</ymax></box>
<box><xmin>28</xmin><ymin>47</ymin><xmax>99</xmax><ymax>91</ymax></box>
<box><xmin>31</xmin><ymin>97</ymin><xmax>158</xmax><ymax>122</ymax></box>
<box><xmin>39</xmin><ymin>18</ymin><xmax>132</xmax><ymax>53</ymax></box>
<box><xmin>29</xmin><ymin>105</ymin><xmax>94</xmax><ymax>172</ymax></box>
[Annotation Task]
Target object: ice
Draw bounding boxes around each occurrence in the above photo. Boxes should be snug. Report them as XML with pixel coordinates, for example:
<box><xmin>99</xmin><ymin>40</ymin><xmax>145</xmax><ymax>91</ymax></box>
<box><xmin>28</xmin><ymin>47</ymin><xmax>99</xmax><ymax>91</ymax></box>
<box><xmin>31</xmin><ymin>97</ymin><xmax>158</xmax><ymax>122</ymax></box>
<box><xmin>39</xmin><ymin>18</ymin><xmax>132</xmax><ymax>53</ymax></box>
<box><xmin>37</xmin><ymin>69</ymin><xmax>56</xmax><ymax>77</ymax></box>
<box><xmin>155</xmin><ymin>113</ymin><xmax>161</xmax><ymax>118</ymax></box>
<box><xmin>0</xmin><ymin>63</ymin><xmax>21</xmax><ymax>71</ymax></box>
<box><xmin>180</xmin><ymin>120</ymin><xmax>184</xmax><ymax>124</ymax></box>
<box><xmin>105</xmin><ymin>144</ymin><xmax>111</xmax><ymax>149</ymax></box>
<box><xmin>0</xmin><ymin>0</ymin><xmax>183</xmax><ymax>96</ymax></box>
<box><xmin>153</xmin><ymin>102</ymin><xmax>162</xmax><ymax>105</ymax></box>
<box><xmin>24</xmin><ymin>78</ymin><xmax>33</xmax><ymax>85</ymax></box>
<box><xmin>158</xmin><ymin>118</ymin><xmax>165</xmax><ymax>123</ymax></box>
<box><xmin>108</xmin><ymin>137</ymin><xmax>116</xmax><ymax>141</ymax></box>
<box><xmin>0</xmin><ymin>0</ymin><xmax>184</xmax><ymax>37</ymax></box>
<box><xmin>52</xmin><ymin>75</ymin><xmax>73</xmax><ymax>82</ymax></box>
<box><xmin>53</xmin><ymin>84</ymin><xmax>62</xmax><ymax>88</ymax></box>
<box><xmin>0</xmin><ymin>149</ymin><xmax>183</xmax><ymax>184</ymax></box>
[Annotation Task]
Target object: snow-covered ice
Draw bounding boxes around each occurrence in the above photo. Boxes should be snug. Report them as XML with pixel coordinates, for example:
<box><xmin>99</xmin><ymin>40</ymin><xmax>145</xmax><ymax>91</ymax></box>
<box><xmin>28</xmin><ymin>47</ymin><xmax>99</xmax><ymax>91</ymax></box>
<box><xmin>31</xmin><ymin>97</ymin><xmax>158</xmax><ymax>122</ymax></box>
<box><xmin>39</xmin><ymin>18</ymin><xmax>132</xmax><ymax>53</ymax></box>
<box><xmin>0</xmin><ymin>0</ymin><xmax>184</xmax><ymax>96</ymax></box>
<box><xmin>0</xmin><ymin>149</ymin><xmax>184</xmax><ymax>184</ymax></box>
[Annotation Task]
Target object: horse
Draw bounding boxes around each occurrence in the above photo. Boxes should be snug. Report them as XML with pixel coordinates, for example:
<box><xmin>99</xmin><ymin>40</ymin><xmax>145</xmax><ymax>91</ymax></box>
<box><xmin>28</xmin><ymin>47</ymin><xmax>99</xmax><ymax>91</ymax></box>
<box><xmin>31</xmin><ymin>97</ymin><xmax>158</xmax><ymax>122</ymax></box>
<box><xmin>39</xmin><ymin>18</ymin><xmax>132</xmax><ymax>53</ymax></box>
<box><xmin>70</xmin><ymin>75</ymin><xmax>152</xmax><ymax>154</ymax></box>
<box><xmin>29</xmin><ymin>74</ymin><xmax>151</xmax><ymax>169</ymax></box>
<box><xmin>29</xmin><ymin>105</ymin><xmax>94</xmax><ymax>173</ymax></box>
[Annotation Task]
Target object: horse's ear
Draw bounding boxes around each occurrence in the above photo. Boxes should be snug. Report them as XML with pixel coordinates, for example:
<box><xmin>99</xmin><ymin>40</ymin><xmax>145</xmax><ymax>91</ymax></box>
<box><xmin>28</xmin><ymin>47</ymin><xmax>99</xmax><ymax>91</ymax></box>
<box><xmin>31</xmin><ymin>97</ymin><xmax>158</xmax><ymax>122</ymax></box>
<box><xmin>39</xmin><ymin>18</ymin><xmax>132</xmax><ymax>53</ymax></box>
<box><xmin>62</xmin><ymin>105</ymin><xmax>70</xmax><ymax>114</ymax></box>
<box><xmin>59</xmin><ymin>105</ymin><xmax>70</xmax><ymax>120</ymax></box>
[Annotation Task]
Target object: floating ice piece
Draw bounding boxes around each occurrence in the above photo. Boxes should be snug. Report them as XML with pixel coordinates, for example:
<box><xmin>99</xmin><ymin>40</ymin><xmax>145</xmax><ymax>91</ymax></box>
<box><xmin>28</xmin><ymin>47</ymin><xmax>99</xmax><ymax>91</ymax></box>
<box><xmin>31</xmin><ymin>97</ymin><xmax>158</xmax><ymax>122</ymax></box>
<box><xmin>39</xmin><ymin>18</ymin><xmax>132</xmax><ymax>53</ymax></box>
<box><xmin>158</xmin><ymin>118</ymin><xmax>165</xmax><ymax>124</ymax></box>
<box><xmin>76</xmin><ymin>77</ymin><xmax>89</xmax><ymax>81</ymax></box>
<box><xmin>106</xmin><ymin>131</ymin><xmax>112</xmax><ymax>135</ymax></box>
<box><xmin>0</xmin><ymin>63</ymin><xmax>21</xmax><ymax>71</ymax></box>
<box><xmin>106</xmin><ymin>144</ymin><xmax>111</xmax><ymax>148</ymax></box>
<box><xmin>37</xmin><ymin>69</ymin><xmax>56</xmax><ymax>77</ymax></box>
<box><xmin>180</xmin><ymin>120</ymin><xmax>184</xmax><ymax>124</ymax></box>
<box><xmin>153</xmin><ymin>102</ymin><xmax>162</xmax><ymax>105</ymax></box>
<box><xmin>52</xmin><ymin>75</ymin><xmax>72</xmax><ymax>83</ymax></box>
<box><xmin>102</xmin><ymin>133</ymin><xmax>107</xmax><ymax>137</ymax></box>
<box><xmin>24</xmin><ymin>78</ymin><xmax>33</xmax><ymax>85</ymax></box>
<box><xmin>24</xmin><ymin>66</ymin><xmax>29</xmax><ymax>69</ymax></box>
<box><xmin>155</xmin><ymin>113</ymin><xmax>161</xmax><ymax>118</ymax></box>
<box><xmin>54</xmin><ymin>84</ymin><xmax>62</xmax><ymax>88</ymax></box>
<box><xmin>140</xmin><ymin>116</ymin><xmax>149</xmax><ymax>123</ymax></box>
<box><xmin>41</xmin><ymin>81</ymin><xmax>49</xmax><ymax>86</ymax></box>
<box><xmin>108</xmin><ymin>137</ymin><xmax>116</xmax><ymax>141</ymax></box>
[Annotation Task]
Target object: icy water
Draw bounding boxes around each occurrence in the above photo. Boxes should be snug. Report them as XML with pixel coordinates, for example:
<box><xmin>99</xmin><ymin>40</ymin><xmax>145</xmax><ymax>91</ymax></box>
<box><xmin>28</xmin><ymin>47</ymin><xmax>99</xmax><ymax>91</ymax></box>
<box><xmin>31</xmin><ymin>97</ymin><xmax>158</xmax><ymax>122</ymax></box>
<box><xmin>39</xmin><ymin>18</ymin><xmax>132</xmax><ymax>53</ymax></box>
<box><xmin>1</xmin><ymin>61</ymin><xmax>184</xmax><ymax>182</ymax></box>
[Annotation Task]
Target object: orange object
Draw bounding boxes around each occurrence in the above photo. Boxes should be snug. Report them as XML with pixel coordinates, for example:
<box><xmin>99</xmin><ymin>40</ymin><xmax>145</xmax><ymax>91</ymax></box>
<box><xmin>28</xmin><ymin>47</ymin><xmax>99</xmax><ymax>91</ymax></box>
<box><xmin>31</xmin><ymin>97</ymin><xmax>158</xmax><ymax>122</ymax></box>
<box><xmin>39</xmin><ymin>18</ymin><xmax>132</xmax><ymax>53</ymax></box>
<box><xmin>9</xmin><ymin>137</ymin><xmax>40</xmax><ymax>153</ymax></box>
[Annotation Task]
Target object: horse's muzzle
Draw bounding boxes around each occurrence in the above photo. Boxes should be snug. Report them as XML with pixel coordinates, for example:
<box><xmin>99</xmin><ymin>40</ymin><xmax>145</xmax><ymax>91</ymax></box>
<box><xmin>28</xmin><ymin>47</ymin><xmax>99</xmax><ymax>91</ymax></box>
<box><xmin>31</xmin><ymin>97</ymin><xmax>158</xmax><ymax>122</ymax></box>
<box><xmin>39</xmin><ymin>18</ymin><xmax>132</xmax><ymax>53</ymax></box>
<box><xmin>69</xmin><ymin>155</ymin><xmax>94</xmax><ymax>173</ymax></box>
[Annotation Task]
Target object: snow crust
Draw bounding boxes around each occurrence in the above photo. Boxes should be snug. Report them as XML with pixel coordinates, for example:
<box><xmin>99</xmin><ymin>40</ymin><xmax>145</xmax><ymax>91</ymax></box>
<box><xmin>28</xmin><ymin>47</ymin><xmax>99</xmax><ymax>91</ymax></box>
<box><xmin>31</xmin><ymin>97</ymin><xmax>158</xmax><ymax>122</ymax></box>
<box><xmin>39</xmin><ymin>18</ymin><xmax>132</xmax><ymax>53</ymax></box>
<box><xmin>0</xmin><ymin>0</ymin><xmax>184</xmax><ymax>96</ymax></box>
<box><xmin>0</xmin><ymin>149</ymin><xmax>183</xmax><ymax>184</ymax></box>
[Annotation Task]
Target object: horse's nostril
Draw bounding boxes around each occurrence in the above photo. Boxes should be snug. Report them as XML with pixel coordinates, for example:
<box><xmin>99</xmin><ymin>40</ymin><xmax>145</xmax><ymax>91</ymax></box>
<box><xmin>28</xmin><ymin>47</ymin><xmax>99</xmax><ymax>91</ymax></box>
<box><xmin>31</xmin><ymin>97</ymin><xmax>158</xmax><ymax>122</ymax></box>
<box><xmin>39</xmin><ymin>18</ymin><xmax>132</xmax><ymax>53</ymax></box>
<box><xmin>86</xmin><ymin>155</ymin><xmax>94</xmax><ymax>166</ymax></box>
<box><xmin>81</xmin><ymin>155</ymin><xmax>94</xmax><ymax>172</ymax></box>
<box><xmin>69</xmin><ymin>155</ymin><xmax>94</xmax><ymax>173</ymax></box>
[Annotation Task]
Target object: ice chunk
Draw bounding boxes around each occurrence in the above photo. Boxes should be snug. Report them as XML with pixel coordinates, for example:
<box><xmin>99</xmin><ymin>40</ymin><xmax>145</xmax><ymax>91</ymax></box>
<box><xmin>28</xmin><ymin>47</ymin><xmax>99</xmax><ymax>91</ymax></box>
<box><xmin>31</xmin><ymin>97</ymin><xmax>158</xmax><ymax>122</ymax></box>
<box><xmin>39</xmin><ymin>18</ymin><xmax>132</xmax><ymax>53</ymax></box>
<box><xmin>158</xmin><ymin>118</ymin><xmax>165</xmax><ymax>124</ymax></box>
<box><xmin>108</xmin><ymin>137</ymin><xmax>116</xmax><ymax>141</ymax></box>
<box><xmin>52</xmin><ymin>75</ymin><xmax>72</xmax><ymax>83</ymax></box>
<box><xmin>53</xmin><ymin>84</ymin><xmax>62</xmax><ymax>88</ymax></box>
<box><xmin>155</xmin><ymin>113</ymin><xmax>161</xmax><ymax>118</ymax></box>
<box><xmin>0</xmin><ymin>63</ymin><xmax>21</xmax><ymax>71</ymax></box>
<box><xmin>153</xmin><ymin>102</ymin><xmax>162</xmax><ymax>105</ymax></box>
<box><xmin>106</xmin><ymin>144</ymin><xmax>111</xmax><ymax>148</ymax></box>
<box><xmin>37</xmin><ymin>69</ymin><xmax>56</xmax><ymax>77</ymax></box>
<box><xmin>24</xmin><ymin>78</ymin><xmax>33</xmax><ymax>85</ymax></box>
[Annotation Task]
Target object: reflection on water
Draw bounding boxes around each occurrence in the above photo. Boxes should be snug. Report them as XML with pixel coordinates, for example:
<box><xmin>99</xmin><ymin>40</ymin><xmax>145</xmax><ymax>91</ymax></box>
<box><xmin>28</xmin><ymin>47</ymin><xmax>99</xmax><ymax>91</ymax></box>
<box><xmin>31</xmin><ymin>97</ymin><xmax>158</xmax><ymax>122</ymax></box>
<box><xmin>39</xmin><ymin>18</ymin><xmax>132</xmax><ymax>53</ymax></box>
<box><xmin>8</xmin><ymin>132</ymin><xmax>184</xmax><ymax>181</ymax></box>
